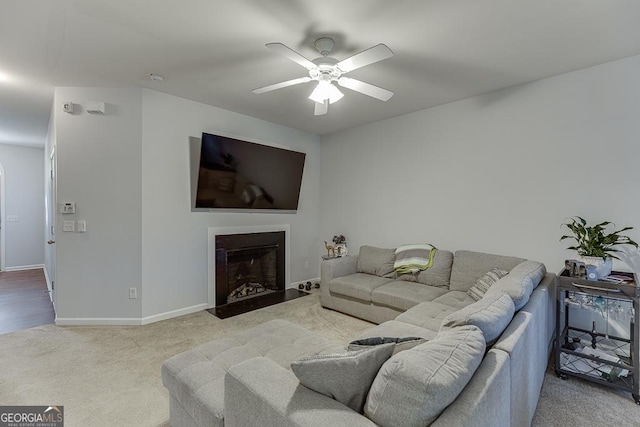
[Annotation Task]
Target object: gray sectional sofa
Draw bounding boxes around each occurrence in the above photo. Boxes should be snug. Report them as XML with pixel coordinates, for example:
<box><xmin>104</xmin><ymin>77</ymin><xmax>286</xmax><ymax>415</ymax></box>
<box><xmin>321</xmin><ymin>247</ymin><xmax>556</xmax><ymax>426</ymax></box>
<box><xmin>162</xmin><ymin>246</ymin><xmax>555</xmax><ymax>427</ymax></box>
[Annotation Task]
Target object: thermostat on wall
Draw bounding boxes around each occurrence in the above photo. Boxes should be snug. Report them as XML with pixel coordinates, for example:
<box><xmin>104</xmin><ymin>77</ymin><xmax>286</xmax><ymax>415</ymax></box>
<box><xmin>59</xmin><ymin>202</ymin><xmax>76</xmax><ymax>214</ymax></box>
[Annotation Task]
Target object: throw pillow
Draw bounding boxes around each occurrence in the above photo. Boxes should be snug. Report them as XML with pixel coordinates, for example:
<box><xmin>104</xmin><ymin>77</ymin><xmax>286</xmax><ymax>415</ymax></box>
<box><xmin>356</xmin><ymin>246</ymin><xmax>396</xmax><ymax>278</ymax></box>
<box><xmin>440</xmin><ymin>292</ymin><xmax>515</xmax><ymax>345</ymax></box>
<box><xmin>348</xmin><ymin>336</ymin><xmax>427</xmax><ymax>356</ymax></box>
<box><xmin>485</xmin><ymin>260</ymin><xmax>546</xmax><ymax>310</ymax></box>
<box><xmin>291</xmin><ymin>343</ymin><xmax>395</xmax><ymax>413</ymax></box>
<box><xmin>467</xmin><ymin>268</ymin><xmax>509</xmax><ymax>301</ymax></box>
<box><xmin>364</xmin><ymin>325</ymin><xmax>486</xmax><ymax>427</ymax></box>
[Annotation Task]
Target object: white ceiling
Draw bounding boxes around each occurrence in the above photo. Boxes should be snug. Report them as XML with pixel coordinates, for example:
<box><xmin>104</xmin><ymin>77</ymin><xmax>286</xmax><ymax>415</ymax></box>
<box><xmin>2</xmin><ymin>0</ymin><xmax>640</xmax><ymax>147</ymax></box>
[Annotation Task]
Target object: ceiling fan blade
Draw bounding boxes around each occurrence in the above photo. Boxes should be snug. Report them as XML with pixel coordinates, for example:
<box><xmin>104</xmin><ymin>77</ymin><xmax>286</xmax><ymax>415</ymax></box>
<box><xmin>337</xmin><ymin>77</ymin><xmax>394</xmax><ymax>101</ymax></box>
<box><xmin>266</xmin><ymin>43</ymin><xmax>317</xmax><ymax>70</ymax></box>
<box><xmin>336</xmin><ymin>44</ymin><xmax>393</xmax><ymax>73</ymax></box>
<box><xmin>314</xmin><ymin>100</ymin><xmax>328</xmax><ymax>116</ymax></box>
<box><xmin>252</xmin><ymin>77</ymin><xmax>311</xmax><ymax>94</ymax></box>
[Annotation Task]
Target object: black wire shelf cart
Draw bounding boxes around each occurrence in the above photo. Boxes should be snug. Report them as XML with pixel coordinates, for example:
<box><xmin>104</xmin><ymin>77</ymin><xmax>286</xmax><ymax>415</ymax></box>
<box><xmin>555</xmin><ymin>269</ymin><xmax>640</xmax><ymax>404</ymax></box>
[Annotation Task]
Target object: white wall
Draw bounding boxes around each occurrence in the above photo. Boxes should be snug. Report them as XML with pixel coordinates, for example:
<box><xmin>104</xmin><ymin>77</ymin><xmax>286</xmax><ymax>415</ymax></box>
<box><xmin>54</xmin><ymin>88</ymin><xmax>143</xmax><ymax>321</ymax></box>
<box><xmin>140</xmin><ymin>89</ymin><xmax>321</xmax><ymax>318</ymax></box>
<box><xmin>50</xmin><ymin>87</ymin><xmax>320</xmax><ymax>324</ymax></box>
<box><xmin>320</xmin><ymin>55</ymin><xmax>640</xmax><ymax>273</ymax></box>
<box><xmin>0</xmin><ymin>144</ymin><xmax>45</xmax><ymax>269</ymax></box>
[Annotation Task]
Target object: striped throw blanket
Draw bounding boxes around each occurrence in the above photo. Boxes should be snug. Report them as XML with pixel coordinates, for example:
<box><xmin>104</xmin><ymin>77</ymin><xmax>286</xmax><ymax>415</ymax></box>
<box><xmin>394</xmin><ymin>244</ymin><xmax>436</xmax><ymax>274</ymax></box>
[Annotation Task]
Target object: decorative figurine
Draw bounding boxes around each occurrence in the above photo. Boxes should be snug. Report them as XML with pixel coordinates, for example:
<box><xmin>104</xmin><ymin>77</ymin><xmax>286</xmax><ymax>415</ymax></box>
<box><xmin>324</xmin><ymin>241</ymin><xmax>336</xmax><ymax>257</ymax></box>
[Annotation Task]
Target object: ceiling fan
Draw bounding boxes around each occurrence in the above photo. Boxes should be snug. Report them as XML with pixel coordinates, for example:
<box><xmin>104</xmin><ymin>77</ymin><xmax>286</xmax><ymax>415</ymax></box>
<box><xmin>253</xmin><ymin>37</ymin><xmax>394</xmax><ymax>116</ymax></box>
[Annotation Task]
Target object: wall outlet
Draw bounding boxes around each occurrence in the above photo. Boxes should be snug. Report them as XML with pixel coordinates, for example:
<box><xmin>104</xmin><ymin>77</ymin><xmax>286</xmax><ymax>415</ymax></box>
<box><xmin>129</xmin><ymin>288</ymin><xmax>137</xmax><ymax>299</ymax></box>
<box><xmin>304</xmin><ymin>260</ymin><xmax>309</xmax><ymax>269</ymax></box>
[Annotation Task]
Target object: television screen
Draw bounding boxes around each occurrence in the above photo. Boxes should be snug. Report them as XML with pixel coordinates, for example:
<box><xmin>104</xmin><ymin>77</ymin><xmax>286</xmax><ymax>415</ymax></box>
<box><xmin>195</xmin><ymin>132</ymin><xmax>306</xmax><ymax>211</ymax></box>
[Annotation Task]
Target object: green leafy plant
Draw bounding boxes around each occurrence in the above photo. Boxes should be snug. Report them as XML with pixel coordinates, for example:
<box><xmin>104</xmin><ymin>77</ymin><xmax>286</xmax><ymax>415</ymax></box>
<box><xmin>560</xmin><ymin>216</ymin><xmax>638</xmax><ymax>260</ymax></box>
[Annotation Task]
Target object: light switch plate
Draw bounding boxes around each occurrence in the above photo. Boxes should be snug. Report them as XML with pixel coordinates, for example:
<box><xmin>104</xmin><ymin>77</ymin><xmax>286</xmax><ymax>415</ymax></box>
<box><xmin>63</xmin><ymin>221</ymin><xmax>75</xmax><ymax>232</ymax></box>
<box><xmin>76</xmin><ymin>220</ymin><xmax>86</xmax><ymax>232</ymax></box>
<box><xmin>6</xmin><ymin>215</ymin><xmax>18</xmax><ymax>222</ymax></box>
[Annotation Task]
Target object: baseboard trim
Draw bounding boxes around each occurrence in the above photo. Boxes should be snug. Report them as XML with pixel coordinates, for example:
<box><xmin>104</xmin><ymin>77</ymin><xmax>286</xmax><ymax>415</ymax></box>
<box><xmin>141</xmin><ymin>303</ymin><xmax>208</xmax><ymax>325</ymax></box>
<box><xmin>56</xmin><ymin>317</ymin><xmax>142</xmax><ymax>326</ymax></box>
<box><xmin>4</xmin><ymin>264</ymin><xmax>45</xmax><ymax>272</ymax></box>
<box><xmin>55</xmin><ymin>303</ymin><xmax>210</xmax><ymax>326</ymax></box>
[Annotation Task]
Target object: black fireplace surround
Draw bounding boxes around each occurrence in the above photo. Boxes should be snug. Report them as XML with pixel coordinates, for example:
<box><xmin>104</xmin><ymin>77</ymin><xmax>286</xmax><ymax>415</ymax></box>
<box><xmin>215</xmin><ymin>231</ymin><xmax>285</xmax><ymax>307</ymax></box>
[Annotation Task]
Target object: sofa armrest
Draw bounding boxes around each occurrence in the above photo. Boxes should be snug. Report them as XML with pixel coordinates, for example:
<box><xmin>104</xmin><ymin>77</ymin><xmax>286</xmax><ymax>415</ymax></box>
<box><xmin>321</xmin><ymin>255</ymin><xmax>358</xmax><ymax>282</ymax></box>
<box><xmin>224</xmin><ymin>357</ymin><xmax>376</xmax><ymax>427</ymax></box>
<box><xmin>321</xmin><ymin>256</ymin><xmax>358</xmax><ymax>306</ymax></box>
<box><xmin>431</xmin><ymin>349</ymin><xmax>511</xmax><ymax>427</ymax></box>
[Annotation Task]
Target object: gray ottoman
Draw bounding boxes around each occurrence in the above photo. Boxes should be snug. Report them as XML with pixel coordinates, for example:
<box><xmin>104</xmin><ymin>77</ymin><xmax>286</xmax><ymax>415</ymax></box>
<box><xmin>161</xmin><ymin>319</ymin><xmax>343</xmax><ymax>427</ymax></box>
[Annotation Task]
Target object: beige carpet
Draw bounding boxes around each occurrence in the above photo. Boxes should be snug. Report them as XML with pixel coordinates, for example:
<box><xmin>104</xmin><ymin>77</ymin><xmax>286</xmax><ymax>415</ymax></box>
<box><xmin>0</xmin><ymin>291</ymin><xmax>637</xmax><ymax>426</ymax></box>
<box><xmin>532</xmin><ymin>358</ymin><xmax>639</xmax><ymax>426</ymax></box>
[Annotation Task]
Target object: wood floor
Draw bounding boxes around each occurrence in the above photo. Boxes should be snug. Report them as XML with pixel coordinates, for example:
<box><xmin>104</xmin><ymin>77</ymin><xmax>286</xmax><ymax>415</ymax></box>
<box><xmin>0</xmin><ymin>269</ymin><xmax>55</xmax><ymax>335</ymax></box>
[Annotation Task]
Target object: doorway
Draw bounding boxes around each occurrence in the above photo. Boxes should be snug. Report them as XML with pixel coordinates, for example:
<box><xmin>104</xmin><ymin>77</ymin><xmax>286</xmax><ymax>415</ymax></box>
<box><xmin>0</xmin><ymin>163</ymin><xmax>5</xmax><ymax>272</ymax></box>
<box><xmin>0</xmin><ymin>159</ymin><xmax>54</xmax><ymax>333</ymax></box>
<box><xmin>45</xmin><ymin>147</ymin><xmax>56</xmax><ymax>307</ymax></box>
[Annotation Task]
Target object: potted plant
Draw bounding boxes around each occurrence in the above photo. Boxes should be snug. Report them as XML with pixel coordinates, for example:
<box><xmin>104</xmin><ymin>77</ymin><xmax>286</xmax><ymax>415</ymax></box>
<box><xmin>332</xmin><ymin>235</ymin><xmax>348</xmax><ymax>257</ymax></box>
<box><xmin>560</xmin><ymin>216</ymin><xmax>638</xmax><ymax>278</ymax></box>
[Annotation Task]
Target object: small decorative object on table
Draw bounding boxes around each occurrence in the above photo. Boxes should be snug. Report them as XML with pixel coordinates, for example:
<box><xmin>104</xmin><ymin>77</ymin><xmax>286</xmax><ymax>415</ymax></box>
<box><xmin>322</xmin><ymin>235</ymin><xmax>348</xmax><ymax>259</ymax></box>
<box><xmin>333</xmin><ymin>234</ymin><xmax>348</xmax><ymax>257</ymax></box>
<box><xmin>560</xmin><ymin>216</ymin><xmax>638</xmax><ymax>279</ymax></box>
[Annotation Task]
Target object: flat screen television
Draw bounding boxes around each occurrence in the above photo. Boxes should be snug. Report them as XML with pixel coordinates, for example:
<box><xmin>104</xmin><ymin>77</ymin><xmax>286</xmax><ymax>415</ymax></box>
<box><xmin>195</xmin><ymin>132</ymin><xmax>306</xmax><ymax>212</ymax></box>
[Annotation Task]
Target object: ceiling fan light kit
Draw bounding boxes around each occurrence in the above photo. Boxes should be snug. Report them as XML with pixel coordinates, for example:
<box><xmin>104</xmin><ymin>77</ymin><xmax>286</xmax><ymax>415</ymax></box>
<box><xmin>308</xmin><ymin>79</ymin><xmax>343</xmax><ymax>104</ymax></box>
<box><xmin>253</xmin><ymin>37</ymin><xmax>394</xmax><ymax>116</ymax></box>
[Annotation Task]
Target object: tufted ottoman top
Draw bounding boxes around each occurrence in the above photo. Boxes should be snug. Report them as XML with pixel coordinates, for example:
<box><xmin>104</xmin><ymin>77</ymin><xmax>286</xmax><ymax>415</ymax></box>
<box><xmin>161</xmin><ymin>318</ymin><xmax>343</xmax><ymax>427</ymax></box>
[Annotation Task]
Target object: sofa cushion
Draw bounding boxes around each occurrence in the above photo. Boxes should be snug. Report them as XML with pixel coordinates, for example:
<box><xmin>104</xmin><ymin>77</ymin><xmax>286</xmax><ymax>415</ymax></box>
<box><xmin>449</xmin><ymin>250</ymin><xmax>526</xmax><ymax>292</ymax></box>
<box><xmin>364</xmin><ymin>325</ymin><xmax>486</xmax><ymax>427</ymax></box>
<box><xmin>357</xmin><ymin>246</ymin><xmax>396</xmax><ymax>278</ymax></box>
<box><xmin>372</xmin><ymin>281</ymin><xmax>448</xmax><ymax>311</ymax></box>
<box><xmin>291</xmin><ymin>344</ymin><xmax>395</xmax><ymax>413</ymax></box>
<box><xmin>348</xmin><ymin>337</ymin><xmax>427</xmax><ymax>356</ymax></box>
<box><xmin>329</xmin><ymin>273</ymin><xmax>393</xmax><ymax>302</ymax></box>
<box><xmin>161</xmin><ymin>319</ymin><xmax>342</xmax><ymax>427</ymax></box>
<box><xmin>432</xmin><ymin>290</ymin><xmax>476</xmax><ymax>309</ymax></box>
<box><xmin>396</xmin><ymin>249</ymin><xmax>454</xmax><ymax>288</ymax></box>
<box><xmin>486</xmin><ymin>260</ymin><xmax>546</xmax><ymax>310</ymax></box>
<box><xmin>440</xmin><ymin>292</ymin><xmax>515</xmax><ymax>345</ymax></box>
<box><xmin>467</xmin><ymin>268</ymin><xmax>509</xmax><ymax>301</ymax></box>
<box><xmin>395</xmin><ymin>301</ymin><xmax>457</xmax><ymax>332</ymax></box>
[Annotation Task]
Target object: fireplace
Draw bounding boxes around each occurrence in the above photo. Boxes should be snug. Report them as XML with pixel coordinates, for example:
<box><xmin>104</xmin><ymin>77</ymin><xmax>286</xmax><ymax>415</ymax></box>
<box><xmin>215</xmin><ymin>231</ymin><xmax>285</xmax><ymax>307</ymax></box>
